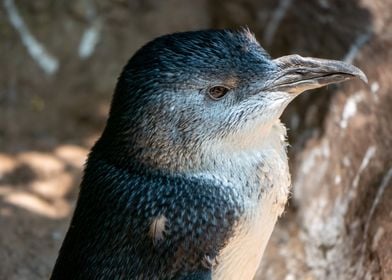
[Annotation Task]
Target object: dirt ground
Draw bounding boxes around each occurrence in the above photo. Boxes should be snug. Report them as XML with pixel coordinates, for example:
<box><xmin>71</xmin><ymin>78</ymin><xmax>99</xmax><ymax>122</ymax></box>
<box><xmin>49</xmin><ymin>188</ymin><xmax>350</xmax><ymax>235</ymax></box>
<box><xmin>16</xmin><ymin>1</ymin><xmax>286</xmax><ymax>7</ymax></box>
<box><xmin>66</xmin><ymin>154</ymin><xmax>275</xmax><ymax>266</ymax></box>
<box><xmin>0</xmin><ymin>102</ymin><xmax>105</xmax><ymax>279</ymax></box>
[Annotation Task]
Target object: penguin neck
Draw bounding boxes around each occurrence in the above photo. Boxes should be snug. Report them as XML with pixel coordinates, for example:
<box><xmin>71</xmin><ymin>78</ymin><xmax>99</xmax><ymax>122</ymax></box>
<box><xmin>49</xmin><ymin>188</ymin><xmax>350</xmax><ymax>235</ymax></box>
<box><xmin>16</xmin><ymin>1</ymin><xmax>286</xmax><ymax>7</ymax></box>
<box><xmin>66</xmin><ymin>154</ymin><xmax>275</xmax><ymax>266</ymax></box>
<box><xmin>196</xmin><ymin>120</ymin><xmax>288</xmax><ymax>190</ymax></box>
<box><xmin>94</xmin><ymin>118</ymin><xmax>287</xmax><ymax>179</ymax></box>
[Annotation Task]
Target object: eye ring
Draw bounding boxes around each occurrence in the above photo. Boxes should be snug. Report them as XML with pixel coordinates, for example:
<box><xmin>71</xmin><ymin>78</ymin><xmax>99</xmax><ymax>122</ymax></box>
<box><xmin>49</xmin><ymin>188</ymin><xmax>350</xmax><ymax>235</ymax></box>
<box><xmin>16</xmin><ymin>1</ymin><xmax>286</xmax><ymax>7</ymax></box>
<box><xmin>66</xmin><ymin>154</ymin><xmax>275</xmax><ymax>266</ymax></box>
<box><xmin>207</xmin><ymin>85</ymin><xmax>230</xmax><ymax>100</ymax></box>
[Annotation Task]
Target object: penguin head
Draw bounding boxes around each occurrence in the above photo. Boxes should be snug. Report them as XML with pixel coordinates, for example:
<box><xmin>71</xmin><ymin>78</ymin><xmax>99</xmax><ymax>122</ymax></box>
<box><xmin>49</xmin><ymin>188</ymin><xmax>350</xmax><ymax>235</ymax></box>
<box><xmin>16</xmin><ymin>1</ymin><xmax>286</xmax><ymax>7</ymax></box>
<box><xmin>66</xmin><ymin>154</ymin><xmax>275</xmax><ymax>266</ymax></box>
<box><xmin>98</xmin><ymin>29</ymin><xmax>366</xmax><ymax>171</ymax></box>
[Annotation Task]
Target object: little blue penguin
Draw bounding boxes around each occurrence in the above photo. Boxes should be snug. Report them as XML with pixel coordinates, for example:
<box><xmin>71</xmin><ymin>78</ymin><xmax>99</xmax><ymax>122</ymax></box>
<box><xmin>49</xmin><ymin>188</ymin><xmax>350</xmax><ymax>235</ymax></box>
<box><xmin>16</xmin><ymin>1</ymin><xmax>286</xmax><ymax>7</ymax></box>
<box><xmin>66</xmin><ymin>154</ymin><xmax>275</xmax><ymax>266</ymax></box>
<box><xmin>51</xmin><ymin>29</ymin><xmax>367</xmax><ymax>280</ymax></box>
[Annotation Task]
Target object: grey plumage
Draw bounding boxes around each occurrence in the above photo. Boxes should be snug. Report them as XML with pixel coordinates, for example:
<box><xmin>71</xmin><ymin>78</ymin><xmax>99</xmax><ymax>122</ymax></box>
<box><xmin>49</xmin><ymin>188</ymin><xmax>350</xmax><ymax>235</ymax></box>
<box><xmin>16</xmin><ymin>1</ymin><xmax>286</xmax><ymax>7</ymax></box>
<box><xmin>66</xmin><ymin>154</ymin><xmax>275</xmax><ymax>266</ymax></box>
<box><xmin>51</xmin><ymin>29</ymin><xmax>366</xmax><ymax>280</ymax></box>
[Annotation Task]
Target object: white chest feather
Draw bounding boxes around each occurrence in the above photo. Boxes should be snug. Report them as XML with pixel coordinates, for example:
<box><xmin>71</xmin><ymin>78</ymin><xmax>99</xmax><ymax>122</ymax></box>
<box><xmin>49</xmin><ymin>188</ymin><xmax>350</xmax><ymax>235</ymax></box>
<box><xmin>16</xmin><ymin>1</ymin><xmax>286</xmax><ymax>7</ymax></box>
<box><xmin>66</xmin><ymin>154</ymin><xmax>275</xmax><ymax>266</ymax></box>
<box><xmin>213</xmin><ymin>187</ymin><xmax>290</xmax><ymax>280</ymax></box>
<box><xmin>204</xmin><ymin>122</ymin><xmax>291</xmax><ymax>280</ymax></box>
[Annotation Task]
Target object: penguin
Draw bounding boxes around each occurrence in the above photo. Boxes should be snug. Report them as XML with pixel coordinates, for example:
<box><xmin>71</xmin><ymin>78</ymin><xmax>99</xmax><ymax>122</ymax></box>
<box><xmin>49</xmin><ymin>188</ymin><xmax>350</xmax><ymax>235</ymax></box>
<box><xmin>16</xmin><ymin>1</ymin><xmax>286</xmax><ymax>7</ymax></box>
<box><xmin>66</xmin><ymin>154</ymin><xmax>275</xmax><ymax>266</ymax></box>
<box><xmin>51</xmin><ymin>29</ymin><xmax>366</xmax><ymax>280</ymax></box>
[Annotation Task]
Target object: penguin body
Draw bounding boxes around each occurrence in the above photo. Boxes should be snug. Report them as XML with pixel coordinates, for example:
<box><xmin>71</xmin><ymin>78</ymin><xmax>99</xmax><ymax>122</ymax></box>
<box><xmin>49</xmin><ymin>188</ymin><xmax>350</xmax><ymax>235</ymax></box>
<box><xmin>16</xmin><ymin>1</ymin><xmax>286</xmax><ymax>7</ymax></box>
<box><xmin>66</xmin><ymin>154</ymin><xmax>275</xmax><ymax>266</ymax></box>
<box><xmin>51</xmin><ymin>152</ymin><xmax>243</xmax><ymax>279</ymax></box>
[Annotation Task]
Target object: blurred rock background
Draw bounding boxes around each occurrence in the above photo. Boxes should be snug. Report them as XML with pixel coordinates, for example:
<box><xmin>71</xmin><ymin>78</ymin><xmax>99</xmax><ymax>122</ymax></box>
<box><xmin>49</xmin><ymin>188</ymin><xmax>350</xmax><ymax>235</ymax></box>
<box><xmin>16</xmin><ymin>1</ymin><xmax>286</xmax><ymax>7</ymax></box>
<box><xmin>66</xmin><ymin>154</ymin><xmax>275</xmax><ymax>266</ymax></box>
<box><xmin>0</xmin><ymin>0</ymin><xmax>391</xmax><ymax>279</ymax></box>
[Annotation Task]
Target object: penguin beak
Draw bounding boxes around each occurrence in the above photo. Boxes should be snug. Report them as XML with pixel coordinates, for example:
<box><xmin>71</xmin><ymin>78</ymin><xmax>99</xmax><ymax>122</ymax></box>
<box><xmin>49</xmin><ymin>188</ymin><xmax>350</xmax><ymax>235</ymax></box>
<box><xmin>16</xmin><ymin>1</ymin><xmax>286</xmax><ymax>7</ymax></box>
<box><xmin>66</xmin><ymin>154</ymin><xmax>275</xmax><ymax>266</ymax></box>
<box><xmin>267</xmin><ymin>55</ymin><xmax>367</xmax><ymax>94</ymax></box>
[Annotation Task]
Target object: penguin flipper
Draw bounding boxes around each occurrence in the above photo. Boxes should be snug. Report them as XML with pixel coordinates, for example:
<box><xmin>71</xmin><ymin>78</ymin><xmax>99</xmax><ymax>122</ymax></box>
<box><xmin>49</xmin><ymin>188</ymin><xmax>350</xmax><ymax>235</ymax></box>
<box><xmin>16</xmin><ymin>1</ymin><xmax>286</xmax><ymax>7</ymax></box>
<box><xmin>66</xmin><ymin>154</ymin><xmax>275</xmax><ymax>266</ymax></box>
<box><xmin>177</xmin><ymin>269</ymin><xmax>212</xmax><ymax>280</ymax></box>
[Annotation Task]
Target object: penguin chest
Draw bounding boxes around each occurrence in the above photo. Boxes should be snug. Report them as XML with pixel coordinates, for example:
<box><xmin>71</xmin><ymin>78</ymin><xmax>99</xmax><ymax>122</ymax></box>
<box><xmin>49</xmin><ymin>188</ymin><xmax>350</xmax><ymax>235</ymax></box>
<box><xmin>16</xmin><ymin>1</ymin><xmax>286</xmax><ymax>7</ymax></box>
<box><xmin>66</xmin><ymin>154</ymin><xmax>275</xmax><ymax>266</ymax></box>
<box><xmin>213</xmin><ymin>154</ymin><xmax>291</xmax><ymax>280</ymax></box>
<box><xmin>213</xmin><ymin>190</ymin><xmax>289</xmax><ymax>280</ymax></box>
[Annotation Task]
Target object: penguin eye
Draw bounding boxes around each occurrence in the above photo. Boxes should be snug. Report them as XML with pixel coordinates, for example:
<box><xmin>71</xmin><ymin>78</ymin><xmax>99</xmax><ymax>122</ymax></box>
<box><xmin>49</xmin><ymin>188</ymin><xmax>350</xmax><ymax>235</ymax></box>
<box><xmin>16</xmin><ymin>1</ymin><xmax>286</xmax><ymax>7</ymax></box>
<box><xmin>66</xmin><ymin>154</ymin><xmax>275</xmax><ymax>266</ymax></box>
<box><xmin>208</xmin><ymin>86</ymin><xmax>230</xmax><ymax>100</ymax></box>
